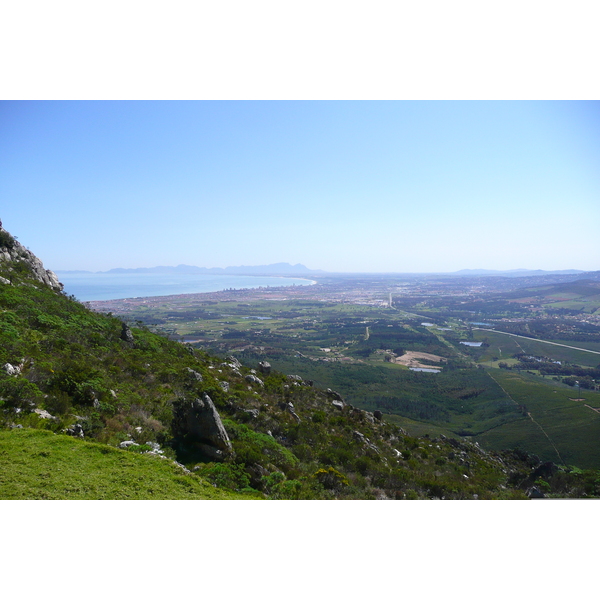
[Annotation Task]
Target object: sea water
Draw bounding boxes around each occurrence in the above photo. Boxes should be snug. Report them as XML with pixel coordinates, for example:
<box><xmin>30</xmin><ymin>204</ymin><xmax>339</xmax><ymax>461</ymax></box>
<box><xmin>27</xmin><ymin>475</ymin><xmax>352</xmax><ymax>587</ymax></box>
<box><xmin>58</xmin><ymin>271</ymin><xmax>316</xmax><ymax>302</ymax></box>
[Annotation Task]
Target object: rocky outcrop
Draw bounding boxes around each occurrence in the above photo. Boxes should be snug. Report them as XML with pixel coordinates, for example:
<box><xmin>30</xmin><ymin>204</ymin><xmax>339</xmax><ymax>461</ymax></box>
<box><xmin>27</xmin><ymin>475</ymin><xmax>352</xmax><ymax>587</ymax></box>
<box><xmin>245</xmin><ymin>374</ymin><xmax>264</xmax><ymax>387</ymax></box>
<box><xmin>3</xmin><ymin>363</ymin><xmax>21</xmax><ymax>376</ymax></box>
<box><xmin>326</xmin><ymin>388</ymin><xmax>344</xmax><ymax>403</ymax></box>
<box><xmin>0</xmin><ymin>225</ymin><xmax>63</xmax><ymax>292</ymax></box>
<box><xmin>172</xmin><ymin>393</ymin><xmax>232</xmax><ymax>461</ymax></box>
<box><xmin>120</xmin><ymin>323</ymin><xmax>135</xmax><ymax>343</ymax></box>
<box><xmin>227</xmin><ymin>356</ymin><xmax>242</xmax><ymax>369</ymax></box>
<box><xmin>258</xmin><ymin>361</ymin><xmax>271</xmax><ymax>375</ymax></box>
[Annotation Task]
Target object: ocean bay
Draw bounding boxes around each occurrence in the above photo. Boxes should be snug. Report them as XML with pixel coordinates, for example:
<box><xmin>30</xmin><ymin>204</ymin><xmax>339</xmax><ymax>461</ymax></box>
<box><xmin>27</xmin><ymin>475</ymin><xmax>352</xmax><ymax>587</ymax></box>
<box><xmin>58</xmin><ymin>271</ymin><xmax>316</xmax><ymax>302</ymax></box>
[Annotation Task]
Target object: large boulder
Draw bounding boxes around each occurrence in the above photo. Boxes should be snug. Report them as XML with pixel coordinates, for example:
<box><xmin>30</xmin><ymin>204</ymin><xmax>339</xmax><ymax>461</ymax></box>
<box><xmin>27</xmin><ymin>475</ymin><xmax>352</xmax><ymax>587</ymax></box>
<box><xmin>258</xmin><ymin>361</ymin><xmax>271</xmax><ymax>375</ymax></box>
<box><xmin>120</xmin><ymin>323</ymin><xmax>135</xmax><ymax>343</ymax></box>
<box><xmin>172</xmin><ymin>393</ymin><xmax>232</xmax><ymax>460</ymax></box>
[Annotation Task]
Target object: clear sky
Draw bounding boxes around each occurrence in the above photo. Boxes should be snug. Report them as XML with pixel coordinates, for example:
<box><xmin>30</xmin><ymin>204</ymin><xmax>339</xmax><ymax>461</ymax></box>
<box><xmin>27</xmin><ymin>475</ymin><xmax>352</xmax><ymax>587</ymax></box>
<box><xmin>1</xmin><ymin>100</ymin><xmax>598</xmax><ymax>273</ymax></box>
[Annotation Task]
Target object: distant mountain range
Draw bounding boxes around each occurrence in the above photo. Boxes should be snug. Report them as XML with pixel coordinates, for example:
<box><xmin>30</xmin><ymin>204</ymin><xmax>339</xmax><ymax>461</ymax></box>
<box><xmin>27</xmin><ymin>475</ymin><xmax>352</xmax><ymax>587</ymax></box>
<box><xmin>56</xmin><ymin>263</ymin><xmax>325</xmax><ymax>276</ymax></box>
<box><xmin>55</xmin><ymin>265</ymin><xmax>595</xmax><ymax>279</ymax></box>
<box><xmin>451</xmin><ymin>269</ymin><xmax>586</xmax><ymax>277</ymax></box>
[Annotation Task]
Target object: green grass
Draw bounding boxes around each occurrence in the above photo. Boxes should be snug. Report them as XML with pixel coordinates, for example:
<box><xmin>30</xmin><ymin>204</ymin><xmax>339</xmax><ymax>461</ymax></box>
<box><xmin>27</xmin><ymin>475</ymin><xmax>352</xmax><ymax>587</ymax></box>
<box><xmin>476</xmin><ymin>370</ymin><xmax>600</xmax><ymax>469</ymax></box>
<box><xmin>0</xmin><ymin>429</ymin><xmax>256</xmax><ymax>499</ymax></box>
<box><xmin>471</xmin><ymin>329</ymin><xmax>600</xmax><ymax>367</ymax></box>
<box><xmin>544</xmin><ymin>300</ymin><xmax>600</xmax><ymax>313</ymax></box>
<box><xmin>384</xmin><ymin>413</ymin><xmax>457</xmax><ymax>438</ymax></box>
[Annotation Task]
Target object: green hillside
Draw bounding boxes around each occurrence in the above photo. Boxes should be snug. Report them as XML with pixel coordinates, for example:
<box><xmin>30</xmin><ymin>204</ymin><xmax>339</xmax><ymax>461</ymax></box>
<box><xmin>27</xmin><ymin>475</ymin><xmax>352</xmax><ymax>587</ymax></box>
<box><xmin>0</xmin><ymin>428</ymin><xmax>249</xmax><ymax>499</ymax></box>
<box><xmin>2</xmin><ymin>226</ymin><xmax>599</xmax><ymax>499</ymax></box>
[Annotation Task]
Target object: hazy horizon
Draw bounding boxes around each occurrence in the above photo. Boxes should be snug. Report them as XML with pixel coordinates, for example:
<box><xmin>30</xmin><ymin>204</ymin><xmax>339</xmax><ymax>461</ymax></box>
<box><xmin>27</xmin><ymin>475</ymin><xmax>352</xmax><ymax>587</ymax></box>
<box><xmin>53</xmin><ymin>263</ymin><xmax>591</xmax><ymax>275</ymax></box>
<box><xmin>2</xmin><ymin>101</ymin><xmax>599</xmax><ymax>274</ymax></box>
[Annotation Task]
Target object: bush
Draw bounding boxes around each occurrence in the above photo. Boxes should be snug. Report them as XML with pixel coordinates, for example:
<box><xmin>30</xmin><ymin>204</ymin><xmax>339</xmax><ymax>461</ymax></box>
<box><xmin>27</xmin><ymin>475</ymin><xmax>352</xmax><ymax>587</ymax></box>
<box><xmin>314</xmin><ymin>466</ymin><xmax>349</xmax><ymax>490</ymax></box>
<box><xmin>311</xmin><ymin>411</ymin><xmax>326</xmax><ymax>423</ymax></box>
<box><xmin>43</xmin><ymin>392</ymin><xmax>72</xmax><ymax>416</ymax></box>
<box><xmin>196</xmin><ymin>462</ymin><xmax>252</xmax><ymax>491</ymax></box>
<box><xmin>0</xmin><ymin>230</ymin><xmax>16</xmax><ymax>249</ymax></box>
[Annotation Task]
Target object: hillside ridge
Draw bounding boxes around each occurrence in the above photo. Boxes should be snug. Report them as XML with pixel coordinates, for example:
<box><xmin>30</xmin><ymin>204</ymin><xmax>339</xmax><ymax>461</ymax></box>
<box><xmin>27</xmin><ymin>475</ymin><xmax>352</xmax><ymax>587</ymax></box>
<box><xmin>1</xmin><ymin>224</ymin><xmax>599</xmax><ymax>499</ymax></box>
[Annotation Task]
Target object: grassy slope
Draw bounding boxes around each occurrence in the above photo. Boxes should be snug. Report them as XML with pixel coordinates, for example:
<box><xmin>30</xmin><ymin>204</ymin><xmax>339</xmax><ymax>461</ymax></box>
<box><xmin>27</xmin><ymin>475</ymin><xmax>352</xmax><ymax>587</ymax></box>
<box><xmin>0</xmin><ymin>429</ymin><xmax>251</xmax><ymax>499</ymax></box>
<box><xmin>475</xmin><ymin>369</ymin><xmax>600</xmax><ymax>469</ymax></box>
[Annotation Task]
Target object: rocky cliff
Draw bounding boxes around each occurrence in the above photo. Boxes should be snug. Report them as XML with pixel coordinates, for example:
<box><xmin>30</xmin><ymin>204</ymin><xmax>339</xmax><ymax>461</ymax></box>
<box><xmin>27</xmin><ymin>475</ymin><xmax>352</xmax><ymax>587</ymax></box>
<box><xmin>0</xmin><ymin>224</ymin><xmax>63</xmax><ymax>292</ymax></box>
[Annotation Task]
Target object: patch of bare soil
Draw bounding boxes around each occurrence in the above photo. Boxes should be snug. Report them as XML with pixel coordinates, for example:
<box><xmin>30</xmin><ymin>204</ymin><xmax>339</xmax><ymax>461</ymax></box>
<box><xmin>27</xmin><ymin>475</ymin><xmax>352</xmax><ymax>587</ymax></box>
<box><xmin>394</xmin><ymin>351</ymin><xmax>447</xmax><ymax>370</ymax></box>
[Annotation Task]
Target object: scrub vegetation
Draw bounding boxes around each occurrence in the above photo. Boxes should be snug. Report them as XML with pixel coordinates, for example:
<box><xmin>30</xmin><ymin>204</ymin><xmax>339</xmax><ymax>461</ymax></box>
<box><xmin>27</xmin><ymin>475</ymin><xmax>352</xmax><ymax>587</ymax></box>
<box><xmin>2</xmin><ymin>230</ymin><xmax>600</xmax><ymax>499</ymax></box>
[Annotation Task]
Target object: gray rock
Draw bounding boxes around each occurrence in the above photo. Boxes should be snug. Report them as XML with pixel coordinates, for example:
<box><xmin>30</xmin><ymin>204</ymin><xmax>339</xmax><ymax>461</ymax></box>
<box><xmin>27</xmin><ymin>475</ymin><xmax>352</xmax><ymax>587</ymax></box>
<box><xmin>258</xmin><ymin>361</ymin><xmax>271</xmax><ymax>375</ymax></box>
<box><xmin>219</xmin><ymin>381</ymin><xmax>230</xmax><ymax>393</ymax></box>
<box><xmin>332</xmin><ymin>400</ymin><xmax>345</xmax><ymax>410</ymax></box>
<box><xmin>326</xmin><ymin>389</ymin><xmax>344</xmax><ymax>403</ymax></box>
<box><xmin>172</xmin><ymin>393</ymin><xmax>232</xmax><ymax>458</ymax></box>
<box><xmin>145</xmin><ymin>441</ymin><xmax>163</xmax><ymax>454</ymax></box>
<box><xmin>65</xmin><ymin>423</ymin><xmax>84</xmax><ymax>438</ymax></box>
<box><xmin>120</xmin><ymin>323</ymin><xmax>135</xmax><ymax>343</ymax></box>
<box><xmin>242</xmin><ymin>409</ymin><xmax>259</xmax><ymax>419</ymax></box>
<box><xmin>119</xmin><ymin>440</ymin><xmax>139</xmax><ymax>449</ymax></box>
<box><xmin>245</xmin><ymin>374</ymin><xmax>264</xmax><ymax>387</ymax></box>
<box><xmin>34</xmin><ymin>408</ymin><xmax>57</xmax><ymax>421</ymax></box>
<box><xmin>363</xmin><ymin>412</ymin><xmax>376</xmax><ymax>424</ymax></box>
<box><xmin>373</xmin><ymin>410</ymin><xmax>383</xmax><ymax>421</ymax></box>
<box><xmin>186</xmin><ymin>368</ymin><xmax>203</xmax><ymax>382</ymax></box>
<box><xmin>287</xmin><ymin>374</ymin><xmax>303</xmax><ymax>383</ymax></box>
<box><xmin>0</xmin><ymin>276</ymin><xmax>10</xmax><ymax>285</ymax></box>
<box><xmin>221</xmin><ymin>362</ymin><xmax>241</xmax><ymax>376</ymax></box>
<box><xmin>278</xmin><ymin>401</ymin><xmax>301</xmax><ymax>422</ymax></box>
<box><xmin>2</xmin><ymin>363</ymin><xmax>21</xmax><ymax>376</ymax></box>
<box><xmin>227</xmin><ymin>356</ymin><xmax>242</xmax><ymax>369</ymax></box>
<box><xmin>527</xmin><ymin>486</ymin><xmax>546</xmax><ymax>499</ymax></box>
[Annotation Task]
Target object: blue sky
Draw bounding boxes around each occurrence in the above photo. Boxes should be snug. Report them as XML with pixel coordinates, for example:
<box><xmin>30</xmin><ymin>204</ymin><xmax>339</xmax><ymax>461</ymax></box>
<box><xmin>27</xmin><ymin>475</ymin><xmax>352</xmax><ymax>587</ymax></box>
<box><xmin>1</xmin><ymin>100</ymin><xmax>598</xmax><ymax>273</ymax></box>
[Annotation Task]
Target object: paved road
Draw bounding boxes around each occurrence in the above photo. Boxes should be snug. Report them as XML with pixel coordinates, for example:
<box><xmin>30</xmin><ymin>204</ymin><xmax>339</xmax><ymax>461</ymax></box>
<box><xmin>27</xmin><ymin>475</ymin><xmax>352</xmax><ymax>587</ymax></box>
<box><xmin>474</xmin><ymin>328</ymin><xmax>600</xmax><ymax>356</ymax></box>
